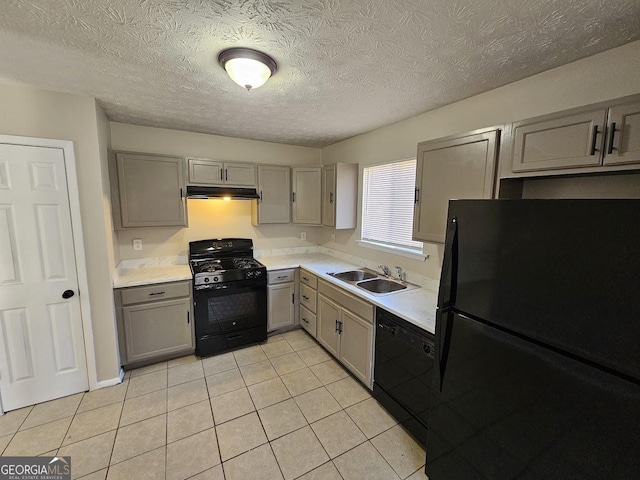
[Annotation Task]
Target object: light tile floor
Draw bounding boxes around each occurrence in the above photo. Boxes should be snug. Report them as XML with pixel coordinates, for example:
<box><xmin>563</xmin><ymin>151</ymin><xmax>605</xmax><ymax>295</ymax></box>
<box><xmin>0</xmin><ymin>328</ymin><xmax>428</xmax><ymax>480</ymax></box>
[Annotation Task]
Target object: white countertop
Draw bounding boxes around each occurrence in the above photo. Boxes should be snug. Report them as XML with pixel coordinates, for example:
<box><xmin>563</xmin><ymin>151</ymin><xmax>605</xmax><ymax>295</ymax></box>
<box><xmin>113</xmin><ymin>252</ymin><xmax>438</xmax><ymax>334</ymax></box>
<box><xmin>113</xmin><ymin>264</ymin><xmax>191</xmax><ymax>288</ymax></box>
<box><xmin>260</xmin><ymin>253</ymin><xmax>437</xmax><ymax>334</ymax></box>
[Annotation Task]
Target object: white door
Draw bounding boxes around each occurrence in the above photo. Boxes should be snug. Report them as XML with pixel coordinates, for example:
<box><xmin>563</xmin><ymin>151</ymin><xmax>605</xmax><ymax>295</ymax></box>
<box><xmin>0</xmin><ymin>143</ymin><xmax>88</xmax><ymax>411</ymax></box>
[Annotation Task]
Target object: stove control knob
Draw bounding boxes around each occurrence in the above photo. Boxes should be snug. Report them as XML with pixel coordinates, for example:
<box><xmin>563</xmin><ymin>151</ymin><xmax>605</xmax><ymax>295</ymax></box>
<box><xmin>213</xmin><ymin>276</ymin><xmax>219</xmax><ymax>282</ymax></box>
<box><xmin>204</xmin><ymin>278</ymin><xmax>209</xmax><ymax>283</ymax></box>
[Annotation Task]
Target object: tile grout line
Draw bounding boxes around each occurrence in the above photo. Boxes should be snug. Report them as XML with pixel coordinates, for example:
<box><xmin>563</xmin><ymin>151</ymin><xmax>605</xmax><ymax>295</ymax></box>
<box><xmin>105</xmin><ymin>369</ymin><xmax>133</xmax><ymax>477</ymax></box>
<box><xmin>164</xmin><ymin>362</ymin><xmax>169</xmax><ymax>480</ymax></box>
<box><xmin>203</xmin><ymin>358</ymin><xmax>224</xmax><ymax>478</ymax></box>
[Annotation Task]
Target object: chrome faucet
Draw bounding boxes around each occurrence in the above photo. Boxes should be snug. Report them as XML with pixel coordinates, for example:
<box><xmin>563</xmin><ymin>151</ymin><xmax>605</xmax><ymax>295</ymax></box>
<box><xmin>378</xmin><ymin>265</ymin><xmax>391</xmax><ymax>276</ymax></box>
<box><xmin>395</xmin><ymin>266</ymin><xmax>405</xmax><ymax>282</ymax></box>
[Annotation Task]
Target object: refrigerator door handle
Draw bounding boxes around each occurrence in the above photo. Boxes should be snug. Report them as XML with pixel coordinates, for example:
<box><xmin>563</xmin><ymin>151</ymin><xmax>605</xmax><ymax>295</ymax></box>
<box><xmin>438</xmin><ymin>216</ymin><xmax>459</xmax><ymax>309</ymax></box>
<box><xmin>434</xmin><ymin>309</ymin><xmax>454</xmax><ymax>391</ymax></box>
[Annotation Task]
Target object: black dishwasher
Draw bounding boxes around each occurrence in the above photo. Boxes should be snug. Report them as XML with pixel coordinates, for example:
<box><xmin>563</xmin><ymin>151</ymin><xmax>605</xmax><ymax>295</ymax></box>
<box><xmin>373</xmin><ymin>307</ymin><xmax>435</xmax><ymax>446</ymax></box>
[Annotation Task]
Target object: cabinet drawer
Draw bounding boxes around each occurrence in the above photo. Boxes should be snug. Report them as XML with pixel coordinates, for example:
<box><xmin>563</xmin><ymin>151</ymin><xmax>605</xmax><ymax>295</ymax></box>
<box><xmin>268</xmin><ymin>269</ymin><xmax>296</xmax><ymax>284</ymax></box>
<box><xmin>318</xmin><ymin>279</ymin><xmax>374</xmax><ymax>323</ymax></box>
<box><xmin>300</xmin><ymin>283</ymin><xmax>317</xmax><ymax>313</ymax></box>
<box><xmin>299</xmin><ymin>305</ymin><xmax>317</xmax><ymax>338</ymax></box>
<box><xmin>300</xmin><ymin>269</ymin><xmax>317</xmax><ymax>289</ymax></box>
<box><xmin>120</xmin><ymin>281</ymin><xmax>191</xmax><ymax>305</ymax></box>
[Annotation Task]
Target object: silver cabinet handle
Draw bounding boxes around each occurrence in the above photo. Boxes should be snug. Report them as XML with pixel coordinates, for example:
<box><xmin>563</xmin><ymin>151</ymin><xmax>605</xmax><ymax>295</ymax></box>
<box><xmin>302</xmin><ymin>317</ymin><xmax>309</xmax><ymax>324</ymax></box>
<box><xmin>302</xmin><ymin>295</ymin><xmax>309</xmax><ymax>300</ymax></box>
<box><xmin>277</xmin><ymin>275</ymin><xmax>288</xmax><ymax>279</ymax></box>
<box><xmin>302</xmin><ymin>277</ymin><xmax>309</xmax><ymax>281</ymax></box>
<box><xmin>149</xmin><ymin>291</ymin><xmax>165</xmax><ymax>296</ymax></box>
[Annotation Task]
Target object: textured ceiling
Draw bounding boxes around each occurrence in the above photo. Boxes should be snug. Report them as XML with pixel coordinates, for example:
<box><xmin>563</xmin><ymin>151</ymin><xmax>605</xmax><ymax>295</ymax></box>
<box><xmin>0</xmin><ymin>1</ymin><xmax>639</xmax><ymax>147</ymax></box>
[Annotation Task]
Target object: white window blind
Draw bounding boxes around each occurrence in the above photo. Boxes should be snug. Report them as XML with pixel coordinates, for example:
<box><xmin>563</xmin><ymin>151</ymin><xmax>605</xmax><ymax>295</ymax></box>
<box><xmin>361</xmin><ymin>159</ymin><xmax>422</xmax><ymax>252</ymax></box>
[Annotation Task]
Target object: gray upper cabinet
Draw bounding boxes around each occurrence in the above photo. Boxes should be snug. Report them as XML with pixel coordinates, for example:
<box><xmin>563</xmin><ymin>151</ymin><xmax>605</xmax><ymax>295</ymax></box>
<box><xmin>322</xmin><ymin>163</ymin><xmax>358</xmax><ymax>229</ymax></box>
<box><xmin>511</xmin><ymin>108</ymin><xmax>608</xmax><ymax>173</ymax></box>
<box><xmin>413</xmin><ymin>129</ymin><xmax>499</xmax><ymax>244</ymax></box>
<box><xmin>503</xmin><ymin>94</ymin><xmax>640</xmax><ymax>178</ymax></box>
<box><xmin>322</xmin><ymin>165</ymin><xmax>336</xmax><ymax>227</ymax></box>
<box><xmin>252</xmin><ymin>165</ymin><xmax>291</xmax><ymax>225</ymax></box>
<box><xmin>187</xmin><ymin>158</ymin><xmax>256</xmax><ymax>186</ymax></box>
<box><xmin>292</xmin><ymin>167</ymin><xmax>322</xmax><ymax>225</ymax></box>
<box><xmin>605</xmin><ymin>100</ymin><xmax>640</xmax><ymax>166</ymax></box>
<box><xmin>111</xmin><ymin>152</ymin><xmax>186</xmax><ymax>229</ymax></box>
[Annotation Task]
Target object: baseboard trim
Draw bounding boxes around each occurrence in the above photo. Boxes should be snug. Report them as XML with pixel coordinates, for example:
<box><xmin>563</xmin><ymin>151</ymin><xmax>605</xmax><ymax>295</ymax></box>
<box><xmin>94</xmin><ymin>369</ymin><xmax>125</xmax><ymax>389</ymax></box>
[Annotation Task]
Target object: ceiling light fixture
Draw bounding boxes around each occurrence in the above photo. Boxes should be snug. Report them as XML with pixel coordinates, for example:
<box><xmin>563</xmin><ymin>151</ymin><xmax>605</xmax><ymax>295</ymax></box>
<box><xmin>218</xmin><ymin>48</ymin><xmax>277</xmax><ymax>91</ymax></box>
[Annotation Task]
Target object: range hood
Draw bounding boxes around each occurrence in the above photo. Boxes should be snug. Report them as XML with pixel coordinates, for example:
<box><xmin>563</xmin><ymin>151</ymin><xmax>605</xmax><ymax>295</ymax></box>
<box><xmin>186</xmin><ymin>185</ymin><xmax>260</xmax><ymax>200</ymax></box>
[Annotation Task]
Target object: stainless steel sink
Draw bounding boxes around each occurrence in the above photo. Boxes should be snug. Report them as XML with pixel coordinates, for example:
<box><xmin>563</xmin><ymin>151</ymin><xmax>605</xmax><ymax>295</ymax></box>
<box><xmin>329</xmin><ymin>270</ymin><xmax>378</xmax><ymax>282</ymax></box>
<box><xmin>356</xmin><ymin>278</ymin><xmax>407</xmax><ymax>294</ymax></box>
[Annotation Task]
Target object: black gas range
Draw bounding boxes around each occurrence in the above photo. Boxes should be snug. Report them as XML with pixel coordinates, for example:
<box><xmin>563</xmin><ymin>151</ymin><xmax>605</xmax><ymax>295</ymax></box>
<box><xmin>189</xmin><ymin>238</ymin><xmax>267</xmax><ymax>357</ymax></box>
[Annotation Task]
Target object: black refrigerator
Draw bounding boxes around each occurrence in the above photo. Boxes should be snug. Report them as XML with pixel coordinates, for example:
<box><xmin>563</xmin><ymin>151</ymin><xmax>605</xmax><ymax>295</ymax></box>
<box><xmin>427</xmin><ymin>199</ymin><xmax>640</xmax><ymax>480</ymax></box>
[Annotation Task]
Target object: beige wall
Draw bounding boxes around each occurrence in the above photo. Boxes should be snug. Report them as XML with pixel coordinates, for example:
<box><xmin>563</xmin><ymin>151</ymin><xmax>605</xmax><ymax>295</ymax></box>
<box><xmin>110</xmin><ymin>123</ymin><xmax>322</xmax><ymax>260</ymax></box>
<box><xmin>96</xmin><ymin>104</ymin><xmax>119</xmax><ymax>269</ymax></box>
<box><xmin>0</xmin><ymin>84</ymin><xmax>121</xmax><ymax>383</ymax></box>
<box><xmin>320</xmin><ymin>40</ymin><xmax>640</xmax><ymax>280</ymax></box>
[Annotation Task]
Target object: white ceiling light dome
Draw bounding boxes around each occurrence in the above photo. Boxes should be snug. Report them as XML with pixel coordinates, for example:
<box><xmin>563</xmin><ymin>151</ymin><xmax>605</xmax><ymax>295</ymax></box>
<box><xmin>218</xmin><ymin>48</ymin><xmax>278</xmax><ymax>91</ymax></box>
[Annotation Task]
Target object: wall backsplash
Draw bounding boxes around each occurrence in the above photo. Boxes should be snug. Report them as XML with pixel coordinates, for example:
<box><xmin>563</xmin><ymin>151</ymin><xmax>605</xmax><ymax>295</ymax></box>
<box><xmin>117</xmin><ymin>199</ymin><xmax>320</xmax><ymax>260</ymax></box>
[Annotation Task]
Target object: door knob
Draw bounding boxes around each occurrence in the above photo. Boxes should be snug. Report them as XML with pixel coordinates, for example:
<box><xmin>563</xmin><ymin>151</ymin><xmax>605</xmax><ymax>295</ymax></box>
<box><xmin>62</xmin><ymin>290</ymin><xmax>75</xmax><ymax>299</ymax></box>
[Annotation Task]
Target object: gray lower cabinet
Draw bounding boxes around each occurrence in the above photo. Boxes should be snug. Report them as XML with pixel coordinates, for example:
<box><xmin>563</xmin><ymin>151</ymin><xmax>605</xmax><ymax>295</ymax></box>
<box><xmin>299</xmin><ymin>269</ymin><xmax>318</xmax><ymax>337</ymax></box>
<box><xmin>413</xmin><ymin>128</ymin><xmax>499</xmax><ymax>244</ymax></box>
<box><xmin>115</xmin><ymin>280</ymin><xmax>194</xmax><ymax>368</ymax></box>
<box><xmin>252</xmin><ymin>165</ymin><xmax>291</xmax><ymax>225</ymax></box>
<box><xmin>111</xmin><ymin>152</ymin><xmax>186</xmax><ymax>229</ymax></box>
<box><xmin>267</xmin><ymin>269</ymin><xmax>296</xmax><ymax>331</ymax></box>
<box><xmin>317</xmin><ymin>279</ymin><xmax>374</xmax><ymax>388</ymax></box>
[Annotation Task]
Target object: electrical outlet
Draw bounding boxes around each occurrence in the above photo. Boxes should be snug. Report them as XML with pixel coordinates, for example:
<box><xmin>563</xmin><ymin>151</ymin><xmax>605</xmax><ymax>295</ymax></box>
<box><xmin>133</xmin><ymin>239</ymin><xmax>143</xmax><ymax>251</ymax></box>
<box><xmin>301</xmin><ymin>232</ymin><xmax>307</xmax><ymax>241</ymax></box>
<box><xmin>330</xmin><ymin>233</ymin><xmax>336</xmax><ymax>241</ymax></box>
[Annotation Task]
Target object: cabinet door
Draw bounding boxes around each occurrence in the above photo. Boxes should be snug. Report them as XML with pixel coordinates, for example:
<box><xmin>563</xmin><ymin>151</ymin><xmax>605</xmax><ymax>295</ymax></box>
<box><xmin>511</xmin><ymin>109</ymin><xmax>607</xmax><ymax>172</ymax></box>
<box><xmin>413</xmin><ymin>130</ymin><xmax>498</xmax><ymax>243</ymax></box>
<box><xmin>116</xmin><ymin>153</ymin><xmax>185</xmax><ymax>228</ymax></box>
<box><xmin>322</xmin><ymin>165</ymin><xmax>336</xmax><ymax>227</ymax></box>
<box><xmin>267</xmin><ymin>283</ymin><xmax>295</xmax><ymax>331</ymax></box>
<box><xmin>604</xmin><ymin>101</ymin><xmax>640</xmax><ymax>166</ymax></box>
<box><xmin>339</xmin><ymin>309</ymin><xmax>373</xmax><ymax>387</ymax></box>
<box><xmin>317</xmin><ymin>295</ymin><xmax>341</xmax><ymax>358</ymax></box>
<box><xmin>188</xmin><ymin>158</ymin><xmax>224</xmax><ymax>185</ymax></box>
<box><xmin>123</xmin><ymin>298</ymin><xmax>193</xmax><ymax>364</ymax></box>
<box><xmin>256</xmin><ymin>165</ymin><xmax>291</xmax><ymax>224</ymax></box>
<box><xmin>225</xmin><ymin>162</ymin><xmax>256</xmax><ymax>186</ymax></box>
<box><xmin>292</xmin><ymin>167</ymin><xmax>322</xmax><ymax>225</ymax></box>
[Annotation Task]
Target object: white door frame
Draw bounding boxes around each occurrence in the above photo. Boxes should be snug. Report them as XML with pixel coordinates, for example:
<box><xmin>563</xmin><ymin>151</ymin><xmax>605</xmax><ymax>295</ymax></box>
<box><xmin>0</xmin><ymin>134</ymin><xmax>98</xmax><ymax>407</ymax></box>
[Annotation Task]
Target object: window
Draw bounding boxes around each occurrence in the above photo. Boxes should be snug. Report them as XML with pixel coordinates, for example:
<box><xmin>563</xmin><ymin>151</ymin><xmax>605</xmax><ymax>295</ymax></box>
<box><xmin>361</xmin><ymin>159</ymin><xmax>423</xmax><ymax>255</ymax></box>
